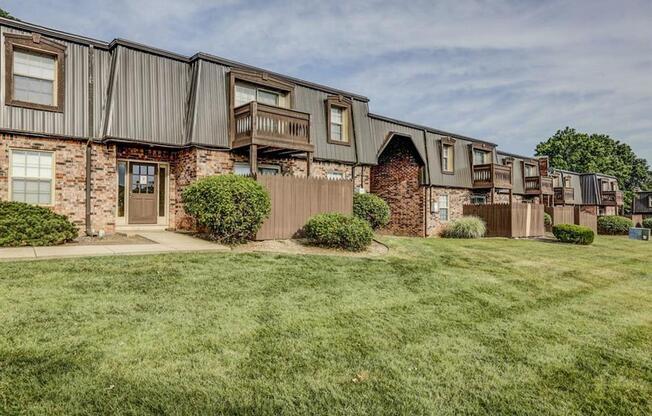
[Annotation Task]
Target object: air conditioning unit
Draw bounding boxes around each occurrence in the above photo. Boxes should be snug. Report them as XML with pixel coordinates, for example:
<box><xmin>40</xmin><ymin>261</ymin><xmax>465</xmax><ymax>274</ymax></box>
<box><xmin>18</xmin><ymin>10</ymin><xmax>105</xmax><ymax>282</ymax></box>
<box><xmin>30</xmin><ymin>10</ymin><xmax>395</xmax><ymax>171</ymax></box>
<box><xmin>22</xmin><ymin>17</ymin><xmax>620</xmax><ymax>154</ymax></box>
<box><xmin>629</xmin><ymin>227</ymin><xmax>650</xmax><ymax>241</ymax></box>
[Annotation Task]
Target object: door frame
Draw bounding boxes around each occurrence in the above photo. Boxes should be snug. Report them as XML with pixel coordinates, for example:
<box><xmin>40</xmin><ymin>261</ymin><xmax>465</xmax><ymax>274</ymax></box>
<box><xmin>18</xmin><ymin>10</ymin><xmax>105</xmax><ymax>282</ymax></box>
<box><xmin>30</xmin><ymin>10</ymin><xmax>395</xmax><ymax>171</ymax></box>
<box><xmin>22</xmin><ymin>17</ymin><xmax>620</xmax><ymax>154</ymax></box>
<box><xmin>116</xmin><ymin>159</ymin><xmax>170</xmax><ymax>227</ymax></box>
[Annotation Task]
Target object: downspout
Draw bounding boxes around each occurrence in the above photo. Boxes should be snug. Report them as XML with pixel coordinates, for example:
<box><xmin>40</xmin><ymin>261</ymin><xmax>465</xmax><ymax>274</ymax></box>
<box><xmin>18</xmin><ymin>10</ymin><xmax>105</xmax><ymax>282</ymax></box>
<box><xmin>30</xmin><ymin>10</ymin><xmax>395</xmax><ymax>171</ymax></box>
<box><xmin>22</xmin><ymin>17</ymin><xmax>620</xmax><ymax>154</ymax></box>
<box><xmin>85</xmin><ymin>45</ymin><xmax>95</xmax><ymax>236</ymax></box>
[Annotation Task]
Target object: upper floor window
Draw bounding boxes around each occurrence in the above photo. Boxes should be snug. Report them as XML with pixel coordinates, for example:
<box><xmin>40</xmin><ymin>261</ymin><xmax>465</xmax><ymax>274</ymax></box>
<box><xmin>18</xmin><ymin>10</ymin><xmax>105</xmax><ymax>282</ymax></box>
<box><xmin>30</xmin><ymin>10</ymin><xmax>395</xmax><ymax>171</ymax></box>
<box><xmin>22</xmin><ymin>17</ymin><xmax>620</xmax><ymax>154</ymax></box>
<box><xmin>326</xmin><ymin>95</ymin><xmax>353</xmax><ymax>145</ymax></box>
<box><xmin>563</xmin><ymin>176</ymin><xmax>571</xmax><ymax>188</ymax></box>
<box><xmin>648</xmin><ymin>195</ymin><xmax>652</xmax><ymax>208</ymax></box>
<box><xmin>10</xmin><ymin>149</ymin><xmax>54</xmax><ymax>205</ymax></box>
<box><xmin>5</xmin><ymin>33</ymin><xmax>65</xmax><ymax>112</ymax></box>
<box><xmin>441</xmin><ymin>138</ymin><xmax>455</xmax><ymax>173</ymax></box>
<box><xmin>524</xmin><ymin>164</ymin><xmax>538</xmax><ymax>177</ymax></box>
<box><xmin>234</xmin><ymin>83</ymin><xmax>281</xmax><ymax>107</ymax></box>
<box><xmin>473</xmin><ymin>149</ymin><xmax>491</xmax><ymax>165</ymax></box>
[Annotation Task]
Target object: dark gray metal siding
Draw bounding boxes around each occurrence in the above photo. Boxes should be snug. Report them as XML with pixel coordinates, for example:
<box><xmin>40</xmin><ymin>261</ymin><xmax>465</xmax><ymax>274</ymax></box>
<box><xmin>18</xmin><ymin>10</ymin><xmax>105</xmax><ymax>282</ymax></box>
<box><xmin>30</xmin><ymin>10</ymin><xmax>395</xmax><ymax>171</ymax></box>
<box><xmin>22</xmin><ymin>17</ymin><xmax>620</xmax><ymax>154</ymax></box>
<box><xmin>93</xmin><ymin>49</ymin><xmax>112</xmax><ymax>138</ymax></box>
<box><xmin>580</xmin><ymin>174</ymin><xmax>599</xmax><ymax>205</ymax></box>
<box><xmin>0</xmin><ymin>26</ymin><xmax>90</xmax><ymax>138</ymax></box>
<box><xmin>352</xmin><ymin>100</ymin><xmax>375</xmax><ymax>165</ymax></box>
<box><xmin>187</xmin><ymin>60</ymin><xmax>229</xmax><ymax>147</ymax></box>
<box><xmin>370</xmin><ymin>117</ymin><xmax>427</xmax><ymax>168</ymax></box>
<box><xmin>566</xmin><ymin>172</ymin><xmax>584</xmax><ymax>204</ymax></box>
<box><xmin>293</xmin><ymin>85</ymin><xmax>356</xmax><ymax>163</ymax></box>
<box><xmin>511</xmin><ymin>158</ymin><xmax>525</xmax><ymax>195</ymax></box>
<box><xmin>104</xmin><ymin>46</ymin><xmax>189</xmax><ymax>145</ymax></box>
<box><xmin>426</xmin><ymin>131</ymin><xmax>475</xmax><ymax>188</ymax></box>
<box><xmin>633</xmin><ymin>192</ymin><xmax>652</xmax><ymax>214</ymax></box>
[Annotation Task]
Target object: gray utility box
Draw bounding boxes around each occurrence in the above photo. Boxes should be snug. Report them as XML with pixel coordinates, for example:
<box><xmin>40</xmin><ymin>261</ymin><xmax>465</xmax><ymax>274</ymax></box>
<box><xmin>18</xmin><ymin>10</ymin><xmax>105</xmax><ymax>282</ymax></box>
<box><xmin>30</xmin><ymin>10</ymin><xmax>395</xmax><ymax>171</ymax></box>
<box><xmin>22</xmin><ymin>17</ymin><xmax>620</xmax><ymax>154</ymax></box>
<box><xmin>628</xmin><ymin>228</ymin><xmax>651</xmax><ymax>241</ymax></box>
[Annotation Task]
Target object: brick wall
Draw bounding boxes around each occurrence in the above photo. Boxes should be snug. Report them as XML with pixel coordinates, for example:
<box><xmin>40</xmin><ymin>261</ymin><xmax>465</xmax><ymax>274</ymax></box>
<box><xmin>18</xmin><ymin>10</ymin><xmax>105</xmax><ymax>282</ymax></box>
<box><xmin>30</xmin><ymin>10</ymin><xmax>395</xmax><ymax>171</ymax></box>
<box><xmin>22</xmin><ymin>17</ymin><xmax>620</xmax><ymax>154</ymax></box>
<box><xmin>425</xmin><ymin>187</ymin><xmax>472</xmax><ymax>236</ymax></box>
<box><xmin>370</xmin><ymin>137</ymin><xmax>425</xmax><ymax>237</ymax></box>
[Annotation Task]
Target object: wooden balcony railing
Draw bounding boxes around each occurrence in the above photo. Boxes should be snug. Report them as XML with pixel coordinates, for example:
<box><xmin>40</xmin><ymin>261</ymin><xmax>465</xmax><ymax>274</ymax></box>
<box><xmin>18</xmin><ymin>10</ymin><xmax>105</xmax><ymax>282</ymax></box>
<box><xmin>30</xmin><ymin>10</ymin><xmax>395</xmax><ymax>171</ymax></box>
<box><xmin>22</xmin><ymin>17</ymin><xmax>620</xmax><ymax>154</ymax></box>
<box><xmin>601</xmin><ymin>190</ymin><xmax>624</xmax><ymax>206</ymax></box>
<box><xmin>554</xmin><ymin>187</ymin><xmax>575</xmax><ymax>205</ymax></box>
<box><xmin>233</xmin><ymin>102</ymin><xmax>313</xmax><ymax>152</ymax></box>
<box><xmin>525</xmin><ymin>176</ymin><xmax>554</xmax><ymax>195</ymax></box>
<box><xmin>473</xmin><ymin>163</ymin><xmax>512</xmax><ymax>189</ymax></box>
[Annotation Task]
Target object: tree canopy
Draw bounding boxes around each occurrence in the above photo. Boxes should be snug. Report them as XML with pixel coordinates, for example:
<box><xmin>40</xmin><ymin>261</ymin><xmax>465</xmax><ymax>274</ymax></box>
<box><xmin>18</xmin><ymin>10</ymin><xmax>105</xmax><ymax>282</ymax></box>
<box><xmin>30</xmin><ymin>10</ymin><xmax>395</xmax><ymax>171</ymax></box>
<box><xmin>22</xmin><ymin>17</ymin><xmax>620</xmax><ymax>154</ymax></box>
<box><xmin>0</xmin><ymin>8</ymin><xmax>16</xmax><ymax>20</ymax></box>
<box><xmin>535</xmin><ymin>127</ymin><xmax>650</xmax><ymax>191</ymax></box>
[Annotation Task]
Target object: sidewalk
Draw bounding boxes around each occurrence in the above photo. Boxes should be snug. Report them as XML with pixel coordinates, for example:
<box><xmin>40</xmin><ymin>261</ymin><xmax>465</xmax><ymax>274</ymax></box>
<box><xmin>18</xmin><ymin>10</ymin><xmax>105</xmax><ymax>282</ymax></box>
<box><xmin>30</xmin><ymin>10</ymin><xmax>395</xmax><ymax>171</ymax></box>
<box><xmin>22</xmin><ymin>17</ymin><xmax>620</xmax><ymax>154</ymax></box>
<box><xmin>0</xmin><ymin>231</ymin><xmax>229</xmax><ymax>261</ymax></box>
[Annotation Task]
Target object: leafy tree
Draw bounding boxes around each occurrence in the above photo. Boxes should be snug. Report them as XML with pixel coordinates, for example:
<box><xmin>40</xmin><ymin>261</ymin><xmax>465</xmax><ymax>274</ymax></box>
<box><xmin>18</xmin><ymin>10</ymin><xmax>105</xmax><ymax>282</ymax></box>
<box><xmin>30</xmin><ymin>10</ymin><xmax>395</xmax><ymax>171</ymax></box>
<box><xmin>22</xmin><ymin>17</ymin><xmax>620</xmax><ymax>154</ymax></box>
<box><xmin>535</xmin><ymin>127</ymin><xmax>650</xmax><ymax>192</ymax></box>
<box><xmin>0</xmin><ymin>8</ymin><xmax>17</xmax><ymax>20</ymax></box>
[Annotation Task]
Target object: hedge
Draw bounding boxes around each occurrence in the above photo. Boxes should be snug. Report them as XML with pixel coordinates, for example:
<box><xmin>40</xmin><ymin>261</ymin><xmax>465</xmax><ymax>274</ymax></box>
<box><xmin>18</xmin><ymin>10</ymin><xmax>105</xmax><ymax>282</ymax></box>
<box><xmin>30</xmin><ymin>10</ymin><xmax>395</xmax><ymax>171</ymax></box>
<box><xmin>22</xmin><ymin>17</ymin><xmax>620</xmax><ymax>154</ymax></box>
<box><xmin>353</xmin><ymin>193</ymin><xmax>390</xmax><ymax>230</ymax></box>
<box><xmin>304</xmin><ymin>213</ymin><xmax>373</xmax><ymax>252</ymax></box>
<box><xmin>597</xmin><ymin>215</ymin><xmax>633</xmax><ymax>235</ymax></box>
<box><xmin>182</xmin><ymin>175</ymin><xmax>271</xmax><ymax>244</ymax></box>
<box><xmin>642</xmin><ymin>218</ymin><xmax>652</xmax><ymax>229</ymax></box>
<box><xmin>0</xmin><ymin>201</ymin><xmax>77</xmax><ymax>247</ymax></box>
<box><xmin>552</xmin><ymin>224</ymin><xmax>595</xmax><ymax>245</ymax></box>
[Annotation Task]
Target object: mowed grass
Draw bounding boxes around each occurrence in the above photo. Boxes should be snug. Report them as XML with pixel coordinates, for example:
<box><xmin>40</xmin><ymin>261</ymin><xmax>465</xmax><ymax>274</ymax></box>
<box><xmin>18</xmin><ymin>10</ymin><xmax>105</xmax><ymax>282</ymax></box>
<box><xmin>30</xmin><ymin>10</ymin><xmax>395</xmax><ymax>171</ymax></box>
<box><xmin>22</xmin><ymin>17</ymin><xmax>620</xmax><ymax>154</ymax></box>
<box><xmin>0</xmin><ymin>236</ymin><xmax>650</xmax><ymax>415</ymax></box>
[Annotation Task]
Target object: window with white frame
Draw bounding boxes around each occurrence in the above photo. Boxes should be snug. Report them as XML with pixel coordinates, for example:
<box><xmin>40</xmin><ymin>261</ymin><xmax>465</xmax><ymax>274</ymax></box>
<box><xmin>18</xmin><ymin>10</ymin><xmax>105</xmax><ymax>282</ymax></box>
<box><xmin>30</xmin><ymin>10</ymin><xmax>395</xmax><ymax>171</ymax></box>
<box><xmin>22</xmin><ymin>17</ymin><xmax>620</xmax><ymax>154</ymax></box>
<box><xmin>524</xmin><ymin>164</ymin><xmax>538</xmax><ymax>177</ymax></box>
<box><xmin>473</xmin><ymin>149</ymin><xmax>491</xmax><ymax>165</ymax></box>
<box><xmin>258</xmin><ymin>164</ymin><xmax>281</xmax><ymax>175</ymax></box>
<box><xmin>438</xmin><ymin>195</ymin><xmax>449</xmax><ymax>221</ymax></box>
<box><xmin>648</xmin><ymin>195</ymin><xmax>652</xmax><ymax>208</ymax></box>
<box><xmin>471</xmin><ymin>194</ymin><xmax>486</xmax><ymax>205</ymax></box>
<box><xmin>234</xmin><ymin>83</ymin><xmax>280</xmax><ymax>107</ymax></box>
<box><xmin>10</xmin><ymin>150</ymin><xmax>53</xmax><ymax>204</ymax></box>
<box><xmin>327</xmin><ymin>171</ymin><xmax>344</xmax><ymax>180</ymax></box>
<box><xmin>442</xmin><ymin>143</ymin><xmax>454</xmax><ymax>172</ymax></box>
<box><xmin>329</xmin><ymin>106</ymin><xmax>346</xmax><ymax>142</ymax></box>
<box><xmin>234</xmin><ymin>162</ymin><xmax>281</xmax><ymax>176</ymax></box>
<box><xmin>234</xmin><ymin>162</ymin><xmax>252</xmax><ymax>176</ymax></box>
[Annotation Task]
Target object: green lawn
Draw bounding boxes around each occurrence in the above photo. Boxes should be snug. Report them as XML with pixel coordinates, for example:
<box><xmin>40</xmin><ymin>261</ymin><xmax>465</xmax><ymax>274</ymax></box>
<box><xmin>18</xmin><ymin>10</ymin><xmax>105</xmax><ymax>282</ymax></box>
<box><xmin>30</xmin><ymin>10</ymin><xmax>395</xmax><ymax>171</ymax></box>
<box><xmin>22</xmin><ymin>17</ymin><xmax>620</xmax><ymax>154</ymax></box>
<box><xmin>1</xmin><ymin>236</ymin><xmax>651</xmax><ymax>415</ymax></box>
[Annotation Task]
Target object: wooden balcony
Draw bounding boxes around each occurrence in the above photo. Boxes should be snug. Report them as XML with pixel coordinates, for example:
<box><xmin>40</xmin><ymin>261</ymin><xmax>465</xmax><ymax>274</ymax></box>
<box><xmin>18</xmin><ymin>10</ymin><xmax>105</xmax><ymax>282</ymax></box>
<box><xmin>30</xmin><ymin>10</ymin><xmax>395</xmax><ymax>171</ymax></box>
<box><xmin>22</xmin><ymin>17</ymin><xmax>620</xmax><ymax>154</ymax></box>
<box><xmin>473</xmin><ymin>163</ymin><xmax>512</xmax><ymax>189</ymax></box>
<box><xmin>554</xmin><ymin>187</ymin><xmax>575</xmax><ymax>205</ymax></box>
<box><xmin>601</xmin><ymin>190</ymin><xmax>624</xmax><ymax>206</ymax></box>
<box><xmin>233</xmin><ymin>102</ymin><xmax>314</xmax><ymax>153</ymax></box>
<box><xmin>525</xmin><ymin>176</ymin><xmax>554</xmax><ymax>195</ymax></box>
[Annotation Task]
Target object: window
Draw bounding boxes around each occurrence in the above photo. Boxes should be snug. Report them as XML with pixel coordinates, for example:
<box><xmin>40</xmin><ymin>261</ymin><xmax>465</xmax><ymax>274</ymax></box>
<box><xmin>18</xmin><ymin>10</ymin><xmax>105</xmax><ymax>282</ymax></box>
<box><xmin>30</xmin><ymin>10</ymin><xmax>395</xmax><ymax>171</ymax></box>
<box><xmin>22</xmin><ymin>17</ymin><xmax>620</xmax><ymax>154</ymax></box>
<box><xmin>648</xmin><ymin>195</ymin><xmax>652</xmax><ymax>208</ymax></box>
<box><xmin>158</xmin><ymin>166</ymin><xmax>167</xmax><ymax>217</ymax></box>
<box><xmin>234</xmin><ymin>162</ymin><xmax>281</xmax><ymax>176</ymax></box>
<box><xmin>131</xmin><ymin>164</ymin><xmax>156</xmax><ymax>194</ymax></box>
<box><xmin>10</xmin><ymin>150</ymin><xmax>53</xmax><ymax>205</ymax></box>
<box><xmin>326</xmin><ymin>95</ymin><xmax>353</xmax><ymax>145</ymax></box>
<box><xmin>471</xmin><ymin>194</ymin><xmax>486</xmax><ymax>205</ymax></box>
<box><xmin>442</xmin><ymin>144</ymin><xmax>454</xmax><ymax>173</ymax></box>
<box><xmin>524</xmin><ymin>164</ymin><xmax>538</xmax><ymax>177</ymax></box>
<box><xmin>473</xmin><ymin>149</ymin><xmax>491</xmax><ymax>165</ymax></box>
<box><xmin>564</xmin><ymin>176</ymin><xmax>571</xmax><ymax>188</ymax></box>
<box><xmin>611</xmin><ymin>181</ymin><xmax>618</xmax><ymax>191</ymax></box>
<box><xmin>5</xmin><ymin>33</ymin><xmax>65</xmax><ymax>112</ymax></box>
<box><xmin>234</xmin><ymin>83</ymin><xmax>281</xmax><ymax>107</ymax></box>
<box><xmin>327</xmin><ymin>171</ymin><xmax>344</xmax><ymax>180</ymax></box>
<box><xmin>117</xmin><ymin>161</ymin><xmax>126</xmax><ymax>217</ymax></box>
<box><xmin>438</xmin><ymin>195</ymin><xmax>449</xmax><ymax>222</ymax></box>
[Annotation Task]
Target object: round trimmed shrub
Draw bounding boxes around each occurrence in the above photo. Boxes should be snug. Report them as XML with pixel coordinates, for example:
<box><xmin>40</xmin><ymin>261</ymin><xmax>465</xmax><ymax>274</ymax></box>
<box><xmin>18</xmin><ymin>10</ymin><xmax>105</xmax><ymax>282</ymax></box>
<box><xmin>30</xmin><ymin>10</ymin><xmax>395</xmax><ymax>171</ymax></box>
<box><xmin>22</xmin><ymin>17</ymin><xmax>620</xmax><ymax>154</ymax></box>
<box><xmin>0</xmin><ymin>201</ymin><xmax>77</xmax><ymax>247</ymax></box>
<box><xmin>353</xmin><ymin>193</ymin><xmax>390</xmax><ymax>230</ymax></box>
<box><xmin>304</xmin><ymin>213</ymin><xmax>373</xmax><ymax>252</ymax></box>
<box><xmin>442</xmin><ymin>216</ymin><xmax>486</xmax><ymax>239</ymax></box>
<box><xmin>182</xmin><ymin>175</ymin><xmax>271</xmax><ymax>244</ymax></box>
<box><xmin>597</xmin><ymin>215</ymin><xmax>633</xmax><ymax>235</ymax></box>
<box><xmin>544</xmin><ymin>212</ymin><xmax>552</xmax><ymax>227</ymax></box>
<box><xmin>642</xmin><ymin>218</ymin><xmax>652</xmax><ymax>229</ymax></box>
<box><xmin>553</xmin><ymin>224</ymin><xmax>595</xmax><ymax>245</ymax></box>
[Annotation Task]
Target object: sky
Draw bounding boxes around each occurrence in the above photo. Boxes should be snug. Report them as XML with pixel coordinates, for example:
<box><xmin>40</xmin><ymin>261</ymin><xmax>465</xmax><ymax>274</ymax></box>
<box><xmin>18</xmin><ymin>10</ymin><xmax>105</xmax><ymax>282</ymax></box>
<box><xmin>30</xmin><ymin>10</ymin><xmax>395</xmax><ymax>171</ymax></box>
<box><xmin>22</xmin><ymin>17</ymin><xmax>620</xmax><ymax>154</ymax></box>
<box><xmin>5</xmin><ymin>0</ymin><xmax>652</xmax><ymax>161</ymax></box>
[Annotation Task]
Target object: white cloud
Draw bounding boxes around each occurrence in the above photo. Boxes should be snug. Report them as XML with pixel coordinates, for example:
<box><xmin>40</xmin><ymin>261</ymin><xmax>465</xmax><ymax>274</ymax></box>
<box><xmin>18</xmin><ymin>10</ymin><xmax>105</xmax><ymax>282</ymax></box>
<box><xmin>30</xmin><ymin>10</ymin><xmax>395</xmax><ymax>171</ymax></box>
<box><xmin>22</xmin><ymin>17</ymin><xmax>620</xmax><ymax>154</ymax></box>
<box><xmin>5</xmin><ymin>0</ymin><xmax>652</xmax><ymax>161</ymax></box>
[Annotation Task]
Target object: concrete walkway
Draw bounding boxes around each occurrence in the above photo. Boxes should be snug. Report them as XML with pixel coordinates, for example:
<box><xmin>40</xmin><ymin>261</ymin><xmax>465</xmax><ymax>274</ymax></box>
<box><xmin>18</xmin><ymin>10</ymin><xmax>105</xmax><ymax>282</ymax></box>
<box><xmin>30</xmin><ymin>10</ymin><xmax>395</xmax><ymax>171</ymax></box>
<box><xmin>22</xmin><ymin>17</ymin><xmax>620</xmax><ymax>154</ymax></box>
<box><xmin>0</xmin><ymin>231</ymin><xmax>229</xmax><ymax>261</ymax></box>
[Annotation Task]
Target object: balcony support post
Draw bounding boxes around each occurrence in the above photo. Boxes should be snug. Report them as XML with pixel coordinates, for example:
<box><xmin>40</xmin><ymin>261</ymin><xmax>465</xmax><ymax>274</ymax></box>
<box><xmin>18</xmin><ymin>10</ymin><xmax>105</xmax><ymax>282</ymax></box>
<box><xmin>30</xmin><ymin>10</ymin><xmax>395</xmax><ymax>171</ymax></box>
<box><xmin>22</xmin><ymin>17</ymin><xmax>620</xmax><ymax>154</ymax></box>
<box><xmin>306</xmin><ymin>152</ymin><xmax>313</xmax><ymax>177</ymax></box>
<box><xmin>250</xmin><ymin>144</ymin><xmax>258</xmax><ymax>176</ymax></box>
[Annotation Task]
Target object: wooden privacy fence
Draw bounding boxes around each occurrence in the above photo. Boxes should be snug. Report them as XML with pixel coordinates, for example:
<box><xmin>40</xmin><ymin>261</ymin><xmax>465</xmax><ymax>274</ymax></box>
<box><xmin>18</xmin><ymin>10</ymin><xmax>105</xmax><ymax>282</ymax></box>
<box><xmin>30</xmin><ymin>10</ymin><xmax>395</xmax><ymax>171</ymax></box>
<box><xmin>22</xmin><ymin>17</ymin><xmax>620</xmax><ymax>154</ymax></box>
<box><xmin>545</xmin><ymin>206</ymin><xmax>597</xmax><ymax>233</ymax></box>
<box><xmin>575</xmin><ymin>206</ymin><xmax>597</xmax><ymax>233</ymax></box>
<box><xmin>463</xmin><ymin>203</ymin><xmax>544</xmax><ymax>238</ymax></box>
<box><xmin>255</xmin><ymin>174</ymin><xmax>353</xmax><ymax>240</ymax></box>
<box><xmin>545</xmin><ymin>206</ymin><xmax>575</xmax><ymax>227</ymax></box>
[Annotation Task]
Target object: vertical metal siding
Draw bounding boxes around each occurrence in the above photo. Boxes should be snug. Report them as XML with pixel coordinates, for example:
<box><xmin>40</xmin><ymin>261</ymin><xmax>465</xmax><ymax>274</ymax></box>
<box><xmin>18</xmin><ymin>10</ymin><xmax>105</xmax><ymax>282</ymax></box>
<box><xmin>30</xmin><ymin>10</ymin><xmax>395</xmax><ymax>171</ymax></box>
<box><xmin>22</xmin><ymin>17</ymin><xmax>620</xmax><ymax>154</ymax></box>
<box><xmin>292</xmin><ymin>86</ymin><xmax>356</xmax><ymax>163</ymax></box>
<box><xmin>370</xmin><ymin>117</ymin><xmax>427</xmax><ymax>166</ymax></box>
<box><xmin>93</xmin><ymin>49</ymin><xmax>111</xmax><ymax>138</ymax></box>
<box><xmin>511</xmin><ymin>158</ymin><xmax>525</xmax><ymax>194</ymax></box>
<box><xmin>188</xmin><ymin>60</ymin><xmax>229</xmax><ymax>147</ymax></box>
<box><xmin>0</xmin><ymin>26</ymin><xmax>89</xmax><ymax>138</ymax></box>
<box><xmin>425</xmin><ymin>131</ymin><xmax>474</xmax><ymax>188</ymax></box>
<box><xmin>352</xmin><ymin>100</ymin><xmax>375</xmax><ymax>165</ymax></box>
<box><xmin>580</xmin><ymin>174</ymin><xmax>599</xmax><ymax>205</ymax></box>
<box><xmin>106</xmin><ymin>46</ymin><xmax>189</xmax><ymax>145</ymax></box>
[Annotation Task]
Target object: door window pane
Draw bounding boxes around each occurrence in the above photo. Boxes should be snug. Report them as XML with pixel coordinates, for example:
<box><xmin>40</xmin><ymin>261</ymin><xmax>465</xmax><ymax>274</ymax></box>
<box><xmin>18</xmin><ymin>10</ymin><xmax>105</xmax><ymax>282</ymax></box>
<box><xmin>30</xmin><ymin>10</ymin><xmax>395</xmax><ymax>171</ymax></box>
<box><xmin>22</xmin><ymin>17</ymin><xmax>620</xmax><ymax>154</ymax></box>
<box><xmin>159</xmin><ymin>166</ymin><xmax>166</xmax><ymax>216</ymax></box>
<box><xmin>117</xmin><ymin>161</ymin><xmax>126</xmax><ymax>217</ymax></box>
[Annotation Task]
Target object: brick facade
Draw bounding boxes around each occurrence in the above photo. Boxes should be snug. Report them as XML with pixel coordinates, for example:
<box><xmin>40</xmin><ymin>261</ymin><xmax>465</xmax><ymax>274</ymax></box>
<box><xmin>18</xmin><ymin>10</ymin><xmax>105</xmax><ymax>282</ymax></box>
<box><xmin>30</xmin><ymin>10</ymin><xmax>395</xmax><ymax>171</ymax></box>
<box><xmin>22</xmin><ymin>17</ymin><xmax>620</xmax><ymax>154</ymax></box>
<box><xmin>425</xmin><ymin>187</ymin><xmax>472</xmax><ymax>236</ymax></box>
<box><xmin>370</xmin><ymin>137</ymin><xmax>425</xmax><ymax>237</ymax></box>
<box><xmin>1</xmin><ymin>134</ymin><xmax>367</xmax><ymax>236</ymax></box>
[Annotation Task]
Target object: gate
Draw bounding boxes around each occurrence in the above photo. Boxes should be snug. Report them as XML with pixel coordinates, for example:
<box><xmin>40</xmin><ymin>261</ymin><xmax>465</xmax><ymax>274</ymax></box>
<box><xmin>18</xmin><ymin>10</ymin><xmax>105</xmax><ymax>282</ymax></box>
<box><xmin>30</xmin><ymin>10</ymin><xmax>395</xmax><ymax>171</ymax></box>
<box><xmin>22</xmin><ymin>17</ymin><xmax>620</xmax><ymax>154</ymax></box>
<box><xmin>255</xmin><ymin>175</ymin><xmax>354</xmax><ymax>240</ymax></box>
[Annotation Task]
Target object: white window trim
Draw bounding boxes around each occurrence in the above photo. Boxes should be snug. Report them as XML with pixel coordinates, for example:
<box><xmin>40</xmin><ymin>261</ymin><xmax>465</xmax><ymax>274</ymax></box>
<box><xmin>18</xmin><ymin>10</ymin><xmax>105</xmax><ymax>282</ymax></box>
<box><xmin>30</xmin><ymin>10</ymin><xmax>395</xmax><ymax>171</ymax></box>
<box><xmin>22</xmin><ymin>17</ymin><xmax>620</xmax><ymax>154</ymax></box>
<box><xmin>115</xmin><ymin>159</ymin><xmax>170</xmax><ymax>227</ymax></box>
<box><xmin>438</xmin><ymin>194</ymin><xmax>450</xmax><ymax>222</ymax></box>
<box><xmin>8</xmin><ymin>148</ymin><xmax>55</xmax><ymax>206</ymax></box>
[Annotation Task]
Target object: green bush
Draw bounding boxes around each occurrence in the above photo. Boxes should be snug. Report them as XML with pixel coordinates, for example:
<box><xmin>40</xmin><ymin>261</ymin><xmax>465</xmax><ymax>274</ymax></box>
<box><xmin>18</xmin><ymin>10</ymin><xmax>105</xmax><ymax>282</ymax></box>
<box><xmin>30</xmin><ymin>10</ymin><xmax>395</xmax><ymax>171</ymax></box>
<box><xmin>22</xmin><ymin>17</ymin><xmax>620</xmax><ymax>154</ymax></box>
<box><xmin>597</xmin><ymin>215</ymin><xmax>633</xmax><ymax>235</ymax></box>
<box><xmin>642</xmin><ymin>218</ymin><xmax>652</xmax><ymax>229</ymax></box>
<box><xmin>544</xmin><ymin>212</ymin><xmax>552</xmax><ymax>227</ymax></box>
<box><xmin>182</xmin><ymin>175</ymin><xmax>271</xmax><ymax>244</ymax></box>
<box><xmin>442</xmin><ymin>216</ymin><xmax>486</xmax><ymax>239</ymax></box>
<box><xmin>0</xmin><ymin>201</ymin><xmax>77</xmax><ymax>247</ymax></box>
<box><xmin>552</xmin><ymin>224</ymin><xmax>595</xmax><ymax>245</ymax></box>
<box><xmin>304</xmin><ymin>213</ymin><xmax>373</xmax><ymax>252</ymax></box>
<box><xmin>353</xmin><ymin>193</ymin><xmax>390</xmax><ymax>230</ymax></box>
